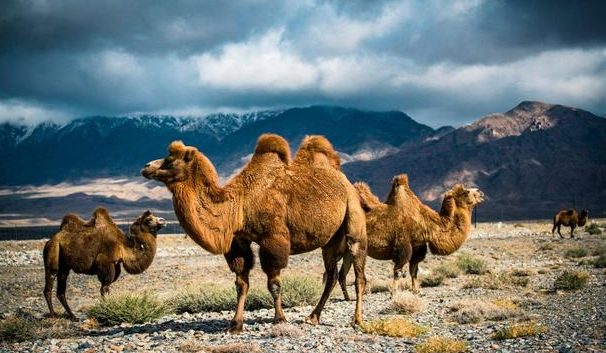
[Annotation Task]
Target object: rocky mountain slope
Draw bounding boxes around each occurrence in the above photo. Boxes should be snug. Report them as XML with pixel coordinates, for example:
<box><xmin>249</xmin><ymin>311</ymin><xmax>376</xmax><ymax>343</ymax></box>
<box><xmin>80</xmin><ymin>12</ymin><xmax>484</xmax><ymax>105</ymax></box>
<box><xmin>343</xmin><ymin>101</ymin><xmax>606</xmax><ymax>220</ymax></box>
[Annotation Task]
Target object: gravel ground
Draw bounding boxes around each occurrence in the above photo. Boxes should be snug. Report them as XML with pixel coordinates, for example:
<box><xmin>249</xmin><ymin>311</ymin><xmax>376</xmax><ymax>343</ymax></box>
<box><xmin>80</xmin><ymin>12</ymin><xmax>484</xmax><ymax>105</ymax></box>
<box><xmin>1</xmin><ymin>221</ymin><xmax>605</xmax><ymax>352</ymax></box>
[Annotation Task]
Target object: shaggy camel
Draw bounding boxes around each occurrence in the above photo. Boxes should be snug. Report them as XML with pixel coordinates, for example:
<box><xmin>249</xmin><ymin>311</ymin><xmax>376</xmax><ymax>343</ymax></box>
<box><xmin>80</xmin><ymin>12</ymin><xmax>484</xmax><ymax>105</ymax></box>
<box><xmin>552</xmin><ymin>209</ymin><xmax>588</xmax><ymax>238</ymax></box>
<box><xmin>141</xmin><ymin>134</ymin><xmax>367</xmax><ymax>332</ymax></box>
<box><xmin>43</xmin><ymin>209</ymin><xmax>165</xmax><ymax>320</ymax></box>
<box><xmin>337</xmin><ymin>175</ymin><xmax>484</xmax><ymax>298</ymax></box>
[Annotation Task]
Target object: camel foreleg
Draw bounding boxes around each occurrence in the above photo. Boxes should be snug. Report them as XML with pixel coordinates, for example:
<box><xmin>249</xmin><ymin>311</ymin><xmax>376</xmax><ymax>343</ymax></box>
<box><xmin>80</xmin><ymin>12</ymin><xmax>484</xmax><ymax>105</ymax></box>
<box><xmin>224</xmin><ymin>238</ymin><xmax>253</xmax><ymax>333</ymax></box>
<box><xmin>409</xmin><ymin>244</ymin><xmax>428</xmax><ymax>294</ymax></box>
<box><xmin>259</xmin><ymin>231</ymin><xmax>290</xmax><ymax>325</ymax></box>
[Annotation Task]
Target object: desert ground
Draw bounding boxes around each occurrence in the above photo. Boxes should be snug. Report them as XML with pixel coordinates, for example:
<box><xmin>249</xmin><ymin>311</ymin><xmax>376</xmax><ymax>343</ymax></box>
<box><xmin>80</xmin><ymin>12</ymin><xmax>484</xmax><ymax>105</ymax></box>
<box><xmin>0</xmin><ymin>220</ymin><xmax>605</xmax><ymax>353</ymax></box>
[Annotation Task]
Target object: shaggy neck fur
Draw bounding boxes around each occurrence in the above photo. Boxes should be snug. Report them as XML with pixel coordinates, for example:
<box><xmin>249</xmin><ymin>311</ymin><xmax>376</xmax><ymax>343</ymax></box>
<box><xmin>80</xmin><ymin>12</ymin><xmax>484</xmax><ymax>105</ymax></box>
<box><xmin>122</xmin><ymin>231</ymin><xmax>158</xmax><ymax>274</ymax></box>
<box><xmin>578</xmin><ymin>211</ymin><xmax>588</xmax><ymax>226</ymax></box>
<box><xmin>426</xmin><ymin>198</ymin><xmax>473</xmax><ymax>256</ymax></box>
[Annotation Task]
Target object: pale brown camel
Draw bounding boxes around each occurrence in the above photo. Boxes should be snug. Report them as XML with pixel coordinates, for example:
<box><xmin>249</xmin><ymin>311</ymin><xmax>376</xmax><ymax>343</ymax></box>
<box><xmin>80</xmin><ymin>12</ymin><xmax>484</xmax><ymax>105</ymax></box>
<box><xmin>337</xmin><ymin>175</ymin><xmax>484</xmax><ymax>298</ymax></box>
<box><xmin>43</xmin><ymin>209</ymin><xmax>165</xmax><ymax>320</ymax></box>
<box><xmin>552</xmin><ymin>209</ymin><xmax>588</xmax><ymax>238</ymax></box>
<box><xmin>141</xmin><ymin>134</ymin><xmax>367</xmax><ymax>332</ymax></box>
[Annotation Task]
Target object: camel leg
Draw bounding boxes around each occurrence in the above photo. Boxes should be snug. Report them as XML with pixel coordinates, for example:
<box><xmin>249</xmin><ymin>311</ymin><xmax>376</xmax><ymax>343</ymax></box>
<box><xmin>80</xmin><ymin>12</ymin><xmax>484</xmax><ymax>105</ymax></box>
<box><xmin>97</xmin><ymin>263</ymin><xmax>116</xmax><ymax>297</ymax></box>
<box><xmin>551</xmin><ymin>224</ymin><xmax>557</xmax><ymax>236</ymax></box>
<box><xmin>306</xmin><ymin>239</ymin><xmax>342</xmax><ymax>325</ymax></box>
<box><xmin>259</xmin><ymin>232</ymin><xmax>290</xmax><ymax>325</ymax></box>
<box><xmin>224</xmin><ymin>238</ymin><xmax>253</xmax><ymax>333</ymax></box>
<box><xmin>348</xmin><ymin>234</ymin><xmax>367</xmax><ymax>327</ymax></box>
<box><xmin>570</xmin><ymin>225</ymin><xmax>575</xmax><ymax>238</ymax></box>
<box><xmin>56</xmin><ymin>268</ymin><xmax>77</xmax><ymax>321</ymax></box>
<box><xmin>558</xmin><ymin>225</ymin><xmax>564</xmax><ymax>239</ymax></box>
<box><xmin>338</xmin><ymin>253</ymin><xmax>353</xmax><ymax>301</ymax></box>
<box><xmin>111</xmin><ymin>263</ymin><xmax>122</xmax><ymax>284</ymax></box>
<box><xmin>43</xmin><ymin>270</ymin><xmax>57</xmax><ymax>318</ymax></box>
<box><xmin>392</xmin><ymin>243</ymin><xmax>413</xmax><ymax>293</ymax></box>
<box><xmin>409</xmin><ymin>244</ymin><xmax>428</xmax><ymax>294</ymax></box>
<box><xmin>43</xmin><ymin>239</ymin><xmax>60</xmax><ymax>318</ymax></box>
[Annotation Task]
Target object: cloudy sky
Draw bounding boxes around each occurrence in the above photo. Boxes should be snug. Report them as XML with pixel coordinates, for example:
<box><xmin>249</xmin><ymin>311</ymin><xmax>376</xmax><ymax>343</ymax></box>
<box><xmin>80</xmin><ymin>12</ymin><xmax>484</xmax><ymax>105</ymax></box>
<box><xmin>1</xmin><ymin>0</ymin><xmax>605</xmax><ymax>127</ymax></box>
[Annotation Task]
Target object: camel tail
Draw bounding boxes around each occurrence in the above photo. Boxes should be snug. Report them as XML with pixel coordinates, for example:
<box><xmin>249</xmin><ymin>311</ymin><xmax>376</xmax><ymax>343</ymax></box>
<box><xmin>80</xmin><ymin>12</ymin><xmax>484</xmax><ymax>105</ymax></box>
<box><xmin>254</xmin><ymin>134</ymin><xmax>291</xmax><ymax>164</ymax></box>
<box><xmin>294</xmin><ymin>135</ymin><xmax>341</xmax><ymax>169</ymax></box>
<box><xmin>354</xmin><ymin>182</ymin><xmax>382</xmax><ymax>211</ymax></box>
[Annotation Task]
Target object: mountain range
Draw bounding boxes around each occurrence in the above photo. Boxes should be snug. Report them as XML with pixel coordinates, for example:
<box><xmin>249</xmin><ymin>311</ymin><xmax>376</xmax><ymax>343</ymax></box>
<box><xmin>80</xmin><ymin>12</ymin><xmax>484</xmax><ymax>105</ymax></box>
<box><xmin>1</xmin><ymin>102</ymin><xmax>605</xmax><ymax>223</ymax></box>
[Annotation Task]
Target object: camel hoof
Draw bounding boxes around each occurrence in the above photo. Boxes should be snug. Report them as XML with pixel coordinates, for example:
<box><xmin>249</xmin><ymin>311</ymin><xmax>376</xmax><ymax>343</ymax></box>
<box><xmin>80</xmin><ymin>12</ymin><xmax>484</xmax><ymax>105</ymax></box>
<box><xmin>227</xmin><ymin>320</ymin><xmax>243</xmax><ymax>334</ymax></box>
<box><xmin>303</xmin><ymin>315</ymin><xmax>319</xmax><ymax>326</ymax></box>
<box><xmin>68</xmin><ymin>315</ymin><xmax>79</xmax><ymax>322</ymax></box>
<box><xmin>273</xmin><ymin>317</ymin><xmax>287</xmax><ymax>325</ymax></box>
<box><xmin>350</xmin><ymin>317</ymin><xmax>363</xmax><ymax>328</ymax></box>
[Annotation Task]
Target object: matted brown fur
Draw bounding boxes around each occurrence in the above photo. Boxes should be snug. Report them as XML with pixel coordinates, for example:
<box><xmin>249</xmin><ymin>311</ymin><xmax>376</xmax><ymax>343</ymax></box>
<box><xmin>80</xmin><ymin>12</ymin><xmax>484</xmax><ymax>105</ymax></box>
<box><xmin>338</xmin><ymin>176</ymin><xmax>484</xmax><ymax>297</ymax></box>
<box><xmin>142</xmin><ymin>134</ymin><xmax>367</xmax><ymax>332</ymax></box>
<box><xmin>552</xmin><ymin>209</ymin><xmax>588</xmax><ymax>238</ymax></box>
<box><xmin>43</xmin><ymin>209</ymin><xmax>165</xmax><ymax>320</ymax></box>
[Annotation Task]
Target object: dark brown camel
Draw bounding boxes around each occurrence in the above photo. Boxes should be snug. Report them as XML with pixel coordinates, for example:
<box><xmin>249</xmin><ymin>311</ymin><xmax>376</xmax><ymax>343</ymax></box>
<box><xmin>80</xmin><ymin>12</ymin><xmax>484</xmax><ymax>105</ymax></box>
<box><xmin>552</xmin><ymin>209</ymin><xmax>588</xmax><ymax>238</ymax></box>
<box><xmin>43</xmin><ymin>209</ymin><xmax>165</xmax><ymax>320</ymax></box>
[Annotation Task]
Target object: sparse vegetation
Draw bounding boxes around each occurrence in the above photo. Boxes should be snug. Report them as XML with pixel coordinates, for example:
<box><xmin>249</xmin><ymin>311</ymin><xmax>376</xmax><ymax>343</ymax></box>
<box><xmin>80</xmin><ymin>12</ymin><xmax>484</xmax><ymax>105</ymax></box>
<box><xmin>462</xmin><ymin>270</ymin><xmax>530</xmax><ymax>290</ymax></box>
<box><xmin>538</xmin><ymin>243</ymin><xmax>554</xmax><ymax>251</ymax></box>
<box><xmin>86</xmin><ymin>293</ymin><xmax>169</xmax><ymax>326</ymax></box>
<box><xmin>585</xmin><ymin>223</ymin><xmax>602</xmax><ymax>235</ymax></box>
<box><xmin>170</xmin><ymin>275</ymin><xmax>322</xmax><ymax>314</ymax></box>
<box><xmin>415</xmin><ymin>336</ymin><xmax>469</xmax><ymax>353</ymax></box>
<box><xmin>592</xmin><ymin>254</ymin><xmax>606</xmax><ymax>268</ymax></box>
<box><xmin>449</xmin><ymin>299</ymin><xmax>518</xmax><ymax>324</ymax></box>
<box><xmin>388</xmin><ymin>291</ymin><xmax>425</xmax><ymax>315</ymax></box>
<box><xmin>435</xmin><ymin>262</ymin><xmax>462</xmax><ymax>278</ymax></box>
<box><xmin>591</xmin><ymin>245</ymin><xmax>606</xmax><ymax>256</ymax></box>
<box><xmin>455</xmin><ymin>254</ymin><xmax>489</xmax><ymax>275</ymax></box>
<box><xmin>266</xmin><ymin>323</ymin><xmax>304</xmax><ymax>338</ymax></box>
<box><xmin>361</xmin><ymin>317</ymin><xmax>429</xmax><ymax>338</ymax></box>
<box><xmin>492</xmin><ymin>321</ymin><xmax>547</xmax><ymax>340</ymax></box>
<box><xmin>565</xmin><ymin>247</ymin><xmax>588</xmax><ymax>258</ymax></box>
<box><xmin>369</xmin><ymin>280</ymin><xmax>391</xmax><ymax>293</ymax></box>
<box><xmin>420</xmin><ymin>274</ymin><xmax>444</xmax><ymax>287</ymax></box>
<box><xmin>554</xmin><ymin>271</ymin><xmax>588</xmax><ymax>291</ymax></box>
<box><xmin>0</xmin><ymin>312</ymin><xmax>72</xmax><ymax>343</ymax></box>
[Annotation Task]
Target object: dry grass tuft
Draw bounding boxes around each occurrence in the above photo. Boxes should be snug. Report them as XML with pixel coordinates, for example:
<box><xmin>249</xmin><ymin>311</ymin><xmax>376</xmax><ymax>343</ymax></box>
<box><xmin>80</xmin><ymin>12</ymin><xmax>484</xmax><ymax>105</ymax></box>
<box><xmin>492</xmin><ymin>321</ymin><xmax>547</xmax><ymax>340</ymax></box>
<box><xmin>538</xmin><ymin>243</ymin><xmax>554</xmax><ymax>251</ymax></box>
<box><xmin>206</xmin><ymin>343</ymin><xmax>262</xmax><ymax>353</ymax></box>
<box><xmin>462</xmin><ymin>271</ymin><xmax>529</xmax><ymax>290</ymax></box>
<box><xmin>266</xmin><ymin>323</ymin><xmax>304</xmax><ymax>338</ymax></box>
<box><xmin>554</xmin><ymin>271</ymin><xmax>589</xmax><ymax>290</ymax></box>
<box><xmin>388</xmin><ymin>291</ymin><xmax>425</xmax><ymax>315</ymax></box>
<box><xmin>493</xmin><ymin>299</ymin><xmax>518</xmax><ymax>311</ymax></box>
<box><xmin>86</xmin><ymin>293</ymin><xmax>169</xmax><ymax>326</ymax></box>
<box><xmin>368</xmin><ymin>279</ymin><xmax>391</xmax><ymax>293</ymax></box>
<box><xmin>455</xmin><ymin>255</ymin><xmax>489</xmax><ymax>275</ymax></box>
<box><xmin>449</xmin><ymin>299</ymin><xmax>519</xmax><ymax>324</ymax></box>
<box><xmin>435</xmin><ymin>263</ymin><xmax>462</xmax><ymax>278</ymax></box>
<box><xmin>420</xmin><ymin>274</ymin><xmax>444</xmax><ymax>287</ymax></box>
<box><xmin>565</xmin><ymin>247</ymin><xmax>588</xmax><ymax>258</ymax></box>
<box><xmin>591</xmin><ymin>245</ymin><xmax>606</xmax><ymax>256</ymax></box>
<box><xmin>361</xmin><ymin>317</ymin><xmax>429</xmax><ymax>338</ymax></box>
<box><xmin>592</xmin><ymin>254</ymin><xmax>606</xmax><ymax>268</ymax></box>
<box><xmin>415</xmin><ymin>336</ymin><xmax>469</xmax><ymax>353</ymax></box>
<box><xmin>585</xmin><ymin>223</ymin><xmax>603</xmax><ymax>235</ymax></box>
<box><xmin>0</xmin><ymin>312</ymin><xmax>73</xmax><ymax>343</ymax></box>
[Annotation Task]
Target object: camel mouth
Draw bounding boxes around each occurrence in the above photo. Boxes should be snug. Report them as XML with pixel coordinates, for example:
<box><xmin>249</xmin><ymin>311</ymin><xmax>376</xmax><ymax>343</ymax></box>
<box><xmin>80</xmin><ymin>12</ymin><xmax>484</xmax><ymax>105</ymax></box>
<box><xmin>141</xmin><ymin>159</ymin><xmax>164</xmax><ymax>180</ymax></box>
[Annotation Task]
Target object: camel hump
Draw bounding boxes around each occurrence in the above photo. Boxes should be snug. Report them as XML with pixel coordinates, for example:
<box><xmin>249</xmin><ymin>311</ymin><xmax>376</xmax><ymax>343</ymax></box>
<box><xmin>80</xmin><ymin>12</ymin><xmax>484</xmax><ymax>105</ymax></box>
<box><xmin>354</xmin><ymin>182</ymin><xmax>382</xmax><ymax>211</ymax></box>
<box><xmin>91</xmin><ymin>207</ymin><xmax>115</xmax><ymax>227</ymax></box>
<box><xmin>59</xmin><ymin>213</ymin><xmax>88</xmax><ymax>232</ymax></box>
<box><xmin>565</xmin><ymin>209</ymin><xmax>575</xmax><ymax>216</ymax></box>
<box><xmin>254</xmin><ymin>134</ymin><xmax>291</xmax><ymax>164</ymax></box>
<box><xmin>392</xmin><ymin>174</ymin><xmax>409</xmax><ymax>188</ymax></box>
<box><xmin>294</xmin><ymin>135</ymin><xmax>341</xmax><ymax>169</ymax></box>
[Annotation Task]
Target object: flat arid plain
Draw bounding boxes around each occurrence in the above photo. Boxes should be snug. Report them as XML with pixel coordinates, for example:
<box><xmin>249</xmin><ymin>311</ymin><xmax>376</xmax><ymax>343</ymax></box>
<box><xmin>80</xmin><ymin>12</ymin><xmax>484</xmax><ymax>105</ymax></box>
<box><xmin>1</xmin><ymin>220</ymin><xmax>605</xmax><ymax>353</ymax></box>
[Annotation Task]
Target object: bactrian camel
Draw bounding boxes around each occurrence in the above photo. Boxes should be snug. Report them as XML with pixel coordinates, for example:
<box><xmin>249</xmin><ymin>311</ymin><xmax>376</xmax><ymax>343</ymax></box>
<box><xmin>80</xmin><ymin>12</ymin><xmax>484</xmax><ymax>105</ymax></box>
<box><xmin>338</xmin><ymin>175</ymin><xmax>484</xmax><ymax>298</ymax></box>
<box><xmin>141</xmin><ymin>134</ymin><xmax>367</xmax><ymax>332</ymax></box>
<box><xmin>552</xmin><ymin>209</ymin><xmax>588</xmax><ymax>238</ymax></box>
<box><xmin>43</xmin><ymin>209</ymin><xmax>165</xmax><ymax>320</ymax></box>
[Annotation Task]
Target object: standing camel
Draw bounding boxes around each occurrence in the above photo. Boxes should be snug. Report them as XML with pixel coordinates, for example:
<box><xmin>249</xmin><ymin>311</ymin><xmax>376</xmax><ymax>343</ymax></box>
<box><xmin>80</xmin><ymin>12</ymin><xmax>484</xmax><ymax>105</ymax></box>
<box><xmin>337</xmin><ymin>175</ymin><xmax>484</xmax><ymax>297</ymax></box>
<box><xmin>552</xmin><ymin>209</ymin><xmax>588</xmax><ymax>238</ymax></box>
<box><xmin>43</xmin><ymin>209</ymin><xmax>165</xmax><ymax>320</ymax></box>
<box><xmin>141</xmin><ymin>134</ymin><xmax>367</xmax><ymax>332</ymax></box>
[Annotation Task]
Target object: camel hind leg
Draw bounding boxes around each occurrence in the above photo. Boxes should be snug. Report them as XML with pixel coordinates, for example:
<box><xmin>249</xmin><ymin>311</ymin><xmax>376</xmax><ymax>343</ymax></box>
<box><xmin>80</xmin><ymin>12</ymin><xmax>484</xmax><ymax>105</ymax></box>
<box><xmin>56</xmin><ymin>267</ymin><xmax>77</xmax><ymax>321</ymax></box>
<box><xmin>570</xmin><ymin>225</ymin><xmax>576</xmax><ymax>238</ymax></box>
<box><xmin>557</xmin><ymin>225</ymin><xmax>564</xmax><ymax>238</ymax></box>
<box><xmin>338</xmin><ymin>254</ymin><xmax>353</xmax><ymax>301</ymax></box>
<box><xmin>43</xmin><ymin>240</ymin><xmax>60</xmax><ymax>318</ymax></box>
<box><xmin>306</xmin><ymin>237</ymin><xmax>342</xmax><ymax>325</ymax></box>
<box><xmin>392</xmin><ymin>243</ymin><xmax>413</xmax><ymax>293</ymax></box>
<box><xmin>343</xmin><ymin>194</ymin><xmax>367</xmax><ymax>326</ymax></box>
<box><xmin>224</xmin><ymin>238</ymin><xmax>254</xmax><ymax>333</ymax></box>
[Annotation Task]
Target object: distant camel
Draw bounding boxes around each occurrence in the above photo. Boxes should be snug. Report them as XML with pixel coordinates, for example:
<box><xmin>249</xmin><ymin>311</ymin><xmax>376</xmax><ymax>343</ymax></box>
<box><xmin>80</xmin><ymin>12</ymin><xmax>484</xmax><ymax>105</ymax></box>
<box><xmin>552</xmin><ymin>209</ymin><xmax>588</xmax><ymax>238</ymax></box>
<box><xmin>43</xmin><ymin>209</ymin><xmax>165</xmax><ymax>320</ymax></box>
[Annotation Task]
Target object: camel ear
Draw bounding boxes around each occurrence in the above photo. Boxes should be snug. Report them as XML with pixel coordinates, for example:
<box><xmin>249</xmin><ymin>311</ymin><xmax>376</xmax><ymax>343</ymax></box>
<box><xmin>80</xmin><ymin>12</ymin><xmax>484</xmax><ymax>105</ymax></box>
<box><xmin>183</xmin><ymin>149</ymin><xmax>195</xmax><ymax>162</ymax></box>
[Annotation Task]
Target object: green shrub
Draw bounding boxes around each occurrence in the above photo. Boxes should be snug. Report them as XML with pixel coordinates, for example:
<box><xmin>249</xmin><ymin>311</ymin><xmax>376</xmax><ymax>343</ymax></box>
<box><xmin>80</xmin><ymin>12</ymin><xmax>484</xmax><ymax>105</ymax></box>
<box><xmin>420</xmin><ymin>274</ymin><xmax>444</xmax><ymax>287</ymax></box>
<box><xmin>86</xmin><ymin>293</ymin><xmax>169</xmax><ymax>326</ymax></box>
<box><xmin>564</xmin><ymin>247</ymin><xmax>588</xmax><ymax>258</ymax></box>
<box><xmin>0</xmin><ymin>313</ymin><xmax>72</xmax><ymax>343</ymax></box>
<box><xmin>554</xmin><ymin>271</ymin><xmax>588</xmax><ymax>291</ymax></box>
<box><xmin>591</xmin><ymin>254</ymin><xmax>606</xmax><ymax>268</ymax></box>
<box><xmin>455</xmin><ymin>255</ymin><xmax>489</xmax><ymax>275</ymax></box>
<box><xmin>171</xmin><ymin>275</ymin><xmax>322</xmax><ymax>314</ymax></box>
<box><xmin>435</xmin><ymin>263</ymin><xmax>462</xmax><ymax>278</ymax></box>
<box><xmin>591</xmin><ymin>245</ymin><xmax>606</xmax><ymax>256</ymax></box>
<box><xmin>585</xmin><ymin>223</ymin><xmax>602</xmax><ymax>235</ymax></box>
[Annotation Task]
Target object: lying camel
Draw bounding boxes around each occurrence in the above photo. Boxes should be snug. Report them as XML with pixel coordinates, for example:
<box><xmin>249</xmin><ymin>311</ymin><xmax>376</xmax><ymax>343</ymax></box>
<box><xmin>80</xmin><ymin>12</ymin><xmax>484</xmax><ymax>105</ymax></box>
<box><xmin>142</xmin><ymin>134</ymin><xmax>367</xmax><ymax>332</ymax></box>
<box><xmin>43</xmin><ymin>209</ymin><xmax>165</xmax><ymax>320</ymax></box>
<box><xmin>338</xmin><ymin>175</ymin><xmax>484</xmax><ymax>298</ymax></box>
<box><xmin>552</xmin><ymin>209</ymin><xmax>588</xmax><ymax>238</ymax></box>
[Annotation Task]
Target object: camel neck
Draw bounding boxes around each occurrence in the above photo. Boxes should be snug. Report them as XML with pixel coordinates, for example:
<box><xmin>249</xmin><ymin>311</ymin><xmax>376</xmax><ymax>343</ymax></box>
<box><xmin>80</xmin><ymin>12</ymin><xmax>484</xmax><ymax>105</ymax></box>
<box><xmin>122</xmin><ymin>232</ymin><xmax>157</xmax><ymax>274</ymax></box>
<box><xmin>427</xmin><ymin>201</ymin><xmax>472</xmax><ymax>255</ymax></box>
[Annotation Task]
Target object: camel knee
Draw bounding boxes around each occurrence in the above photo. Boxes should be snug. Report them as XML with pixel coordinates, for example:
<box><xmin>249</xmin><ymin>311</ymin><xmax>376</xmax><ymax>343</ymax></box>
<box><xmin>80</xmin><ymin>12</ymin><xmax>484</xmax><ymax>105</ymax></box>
<box><xmin>268</xmin><ymin>281</ymin><xmax>282</xmax><ymax>300</ymax></box>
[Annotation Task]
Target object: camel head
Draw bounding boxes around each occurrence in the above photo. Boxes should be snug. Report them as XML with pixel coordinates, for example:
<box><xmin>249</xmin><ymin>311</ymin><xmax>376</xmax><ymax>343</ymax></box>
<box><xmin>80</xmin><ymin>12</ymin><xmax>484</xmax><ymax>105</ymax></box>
<box><xmin>130</xmin><ymin>210</ymin><xmax>166</xmax><ymax>237</ymax></box>
<box><xmin>141</xmin><ymin>141</ymin><xmax>200</xmax><ymax>184</ymax></box>
<box><xmin>445</xmin><ymin>184</ymin><xmax>485</xmax><ymax>209</ymax></box>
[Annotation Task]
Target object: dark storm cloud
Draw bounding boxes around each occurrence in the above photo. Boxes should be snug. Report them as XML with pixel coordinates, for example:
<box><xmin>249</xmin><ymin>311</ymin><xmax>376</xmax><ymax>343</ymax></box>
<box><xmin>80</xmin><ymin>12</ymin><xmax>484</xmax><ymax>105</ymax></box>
<box><xmin>0</xmin><ymin>0</ymin><xmax>605</xmax><ymax>126</ymax></box>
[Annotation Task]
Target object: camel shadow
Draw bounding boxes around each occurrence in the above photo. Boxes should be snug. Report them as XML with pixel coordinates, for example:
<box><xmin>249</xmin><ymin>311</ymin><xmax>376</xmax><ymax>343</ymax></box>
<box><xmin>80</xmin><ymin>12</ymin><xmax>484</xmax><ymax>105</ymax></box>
<box><xmin>87</xmin><ymin>317</ymin><xmax>267</xmax><ymax>337</ymax></box>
